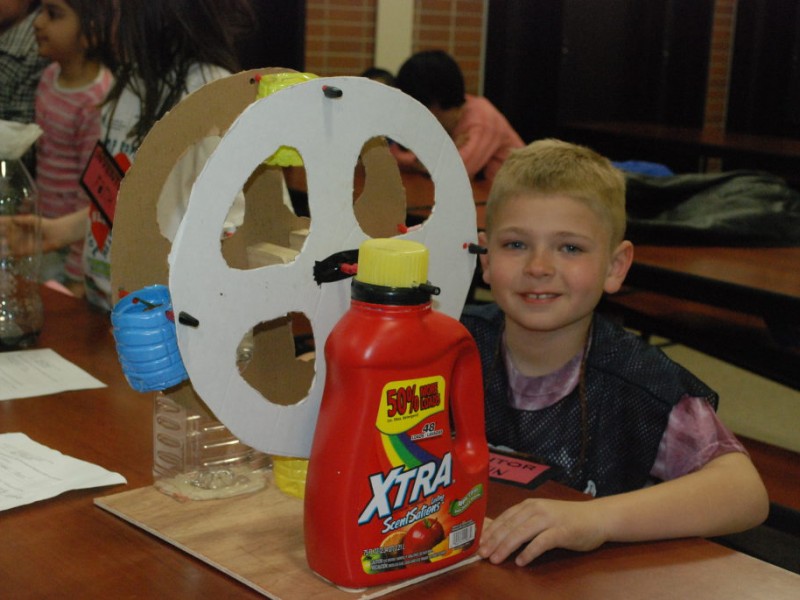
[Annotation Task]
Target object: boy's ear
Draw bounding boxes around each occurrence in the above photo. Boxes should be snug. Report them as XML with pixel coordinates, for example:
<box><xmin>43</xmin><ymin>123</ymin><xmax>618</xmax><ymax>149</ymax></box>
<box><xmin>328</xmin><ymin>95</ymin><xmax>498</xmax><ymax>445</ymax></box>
<box><xmin>604</xmin><ymin>240</ymin><xmax>634</xmax><ymax>294</ymax></box>
<box><xmin>477</xmin><ymin>231</ymin><xmax>491</xmax><ymax>285</ymax></box>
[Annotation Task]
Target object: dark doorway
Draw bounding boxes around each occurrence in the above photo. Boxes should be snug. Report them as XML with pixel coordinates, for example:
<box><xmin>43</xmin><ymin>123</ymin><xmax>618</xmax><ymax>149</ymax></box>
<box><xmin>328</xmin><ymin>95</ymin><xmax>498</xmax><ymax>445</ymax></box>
<box><xmin>727</xmin><ymin>0</ymin><xmax>800</xmax><ymax>138</ymax></box>
<box><xmin>557</xmin><ymin>0</ymin><xmax>713</xmax><ymax>128</ymax></box>
<box><xmin>236</xmin><ymin>0</ymin><xmax>306</xmax><ymax>71</ymax></box>
<box><xmin>484</xmin><ymin>0</ymin><xmax>713</xmax><ymax>142</ymax></box>
<box><xmin>484</xmin><ymin>1</ymin><xmax>563</xmax><ymax>143</ymax></box>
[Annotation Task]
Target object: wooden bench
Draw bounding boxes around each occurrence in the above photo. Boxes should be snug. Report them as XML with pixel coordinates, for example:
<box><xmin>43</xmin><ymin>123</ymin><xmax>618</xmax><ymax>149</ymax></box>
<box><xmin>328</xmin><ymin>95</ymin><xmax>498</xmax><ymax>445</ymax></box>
<box><xmin>715</xmin><ymin>437</ymin><xmax>800</xmax><ymax>574</ymax></box>
<box><xmin>598</xmin><ymin>287</ymin><xmax>800</xmax><ymax>392</ymax></box>
<box><xmin>599</xmin><ymin>287</ymin><xmax>800</xmax><ymax>573</ymax></box>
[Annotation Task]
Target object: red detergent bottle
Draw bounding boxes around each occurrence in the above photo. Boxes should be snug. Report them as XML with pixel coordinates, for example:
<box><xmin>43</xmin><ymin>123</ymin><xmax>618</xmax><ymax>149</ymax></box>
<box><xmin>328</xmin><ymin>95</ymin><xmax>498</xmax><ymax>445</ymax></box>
<box><xmin>304</xmin><ymin>238</ymin><xmax>488</xmax><ymax>589</ymax></box>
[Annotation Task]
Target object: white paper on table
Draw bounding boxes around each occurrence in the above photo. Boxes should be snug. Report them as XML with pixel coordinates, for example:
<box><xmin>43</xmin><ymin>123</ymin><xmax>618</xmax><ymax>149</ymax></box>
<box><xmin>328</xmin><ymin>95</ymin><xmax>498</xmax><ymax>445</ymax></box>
<box><xmin>0</xmin><ymin>348</ymin><xmax>106</xmax><ymax>401</ymax></box>
<box><xmin>0</xmin><ymin>432</ymin><xmax>127</xmax><ymax>511</ymax></box>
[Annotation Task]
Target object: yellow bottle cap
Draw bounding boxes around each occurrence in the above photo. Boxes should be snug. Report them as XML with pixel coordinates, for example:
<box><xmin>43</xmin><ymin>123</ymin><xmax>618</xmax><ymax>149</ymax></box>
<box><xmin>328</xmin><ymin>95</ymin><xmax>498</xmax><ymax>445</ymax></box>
<box><xmin>356</xmin><ymin>238</ymin><xmax>429</xmax><ymax>289</ymax></box>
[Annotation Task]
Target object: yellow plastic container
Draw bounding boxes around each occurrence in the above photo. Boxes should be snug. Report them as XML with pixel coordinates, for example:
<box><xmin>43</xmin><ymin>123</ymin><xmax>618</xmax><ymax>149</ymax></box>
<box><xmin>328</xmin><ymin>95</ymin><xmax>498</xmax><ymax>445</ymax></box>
<box><xmin>272</xmin><ymin>455</ymin><xmax>308</xmax><ymax>499</ymax></box>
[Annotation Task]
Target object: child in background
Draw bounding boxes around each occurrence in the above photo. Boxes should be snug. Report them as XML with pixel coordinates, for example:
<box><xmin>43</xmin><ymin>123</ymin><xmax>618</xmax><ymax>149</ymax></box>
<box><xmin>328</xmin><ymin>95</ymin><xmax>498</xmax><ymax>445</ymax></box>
<box><xmin>1</xmin><ymin>0</ymin><xmax>50</xmax><ymax>172</ymax></box>
<box><xmin>81</xmin><ymin>0</ymin><xmax>253</xmax><ymax>309</ymax></box>
<box><xmin>463</xmin><ymin>139</ymin><xmax>768</xmax><ymax>566</ymax></box>
<box><xmin>13</xmin><ymin>0</ymin><xmax>253</xmax><ymax>309</ymax></box>
<box><xmin>34</xmin><ymin>0</ymin><xmax>114</xmax><ymax>294</ymax></box>
<box><xmin>392</xmin><ymin>49</ymin><xmax>524</xmax><ymax>182</ymax></box>
<box><xmin>1</xmin><ymin>0</ymin><xmax>49</xmax><ymax>124</ymax></box>
<box><xmin>360</xmin><ymin>66</ymin><xmax>395</xmax><ymax>87</ymax></box>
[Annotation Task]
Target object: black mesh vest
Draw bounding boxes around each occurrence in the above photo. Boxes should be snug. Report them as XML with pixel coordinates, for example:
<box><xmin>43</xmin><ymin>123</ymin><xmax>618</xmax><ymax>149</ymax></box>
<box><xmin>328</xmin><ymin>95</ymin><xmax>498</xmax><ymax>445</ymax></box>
<box><xmin>461</xmin><ymin>304</ymin><xmax>718</xmax><ymax>497</ymax></box>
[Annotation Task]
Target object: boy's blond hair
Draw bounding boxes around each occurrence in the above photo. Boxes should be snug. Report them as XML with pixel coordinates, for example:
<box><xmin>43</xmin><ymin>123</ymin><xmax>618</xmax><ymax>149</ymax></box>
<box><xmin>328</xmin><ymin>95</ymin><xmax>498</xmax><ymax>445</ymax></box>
<box><xmin>486</xmin><ymin>139</ymin><xmax>627</xmax><ymax>246</ymax></box>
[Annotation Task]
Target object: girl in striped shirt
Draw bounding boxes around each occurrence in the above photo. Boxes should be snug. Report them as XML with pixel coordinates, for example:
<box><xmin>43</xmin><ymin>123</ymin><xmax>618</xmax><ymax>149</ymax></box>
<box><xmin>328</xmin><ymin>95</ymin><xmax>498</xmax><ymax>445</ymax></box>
<box><xmin>33</xmin><ymin>0</ymin><xmax>114</xmax><ymax>295</ymax></box>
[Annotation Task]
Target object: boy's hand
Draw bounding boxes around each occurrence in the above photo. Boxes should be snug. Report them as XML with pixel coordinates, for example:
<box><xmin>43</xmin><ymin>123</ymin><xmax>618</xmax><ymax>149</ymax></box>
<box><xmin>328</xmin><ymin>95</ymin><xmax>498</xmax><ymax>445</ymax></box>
<box><xmin>479</xmin><ymin>498</ymin><xmax>608</xmax><ymax>566</ymax></box>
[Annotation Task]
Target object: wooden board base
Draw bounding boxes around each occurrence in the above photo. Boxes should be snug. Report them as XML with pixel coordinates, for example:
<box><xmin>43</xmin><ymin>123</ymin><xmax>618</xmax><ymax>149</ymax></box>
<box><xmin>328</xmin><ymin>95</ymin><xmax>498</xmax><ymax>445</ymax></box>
<box><xmin>94</xmin><ymin>472</ymin><xmax>481</xmax><ymax>599</ymax></box>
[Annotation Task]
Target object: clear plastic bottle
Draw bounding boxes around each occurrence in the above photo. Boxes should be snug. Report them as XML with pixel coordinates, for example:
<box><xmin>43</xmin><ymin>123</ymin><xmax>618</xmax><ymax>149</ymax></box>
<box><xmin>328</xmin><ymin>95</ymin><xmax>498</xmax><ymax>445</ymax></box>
<box><xmin>0</xmin><ymin>158</ymin><xmax>43</xmax><ymax>350</ymax></box>
<box><xmin>152</xmin><ymin>386</ymin><xmax>270</xmax><ymax>501</ymax></box>
<box><xmin>112</xmin><ymin>285</ymin><xmax>268</xmax><ymax>500</ymax></box>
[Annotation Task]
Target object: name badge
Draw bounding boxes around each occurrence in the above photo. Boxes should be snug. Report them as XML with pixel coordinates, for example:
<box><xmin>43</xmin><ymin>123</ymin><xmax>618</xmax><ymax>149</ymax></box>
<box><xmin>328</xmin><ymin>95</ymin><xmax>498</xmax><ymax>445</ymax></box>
<box><xmin>488</xmin><ymin>450</ymin><xmax>553</xmax><ymax>489</ymax></box>
<box><xmin>80</xmin><ymin>141</ymin><xmax>125</xmax><ymax>227</ymax></box>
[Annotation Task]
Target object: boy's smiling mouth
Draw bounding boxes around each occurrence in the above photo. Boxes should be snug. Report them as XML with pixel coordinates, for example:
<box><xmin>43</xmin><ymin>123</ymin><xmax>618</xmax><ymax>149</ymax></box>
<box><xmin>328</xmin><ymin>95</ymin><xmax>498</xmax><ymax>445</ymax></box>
<box><xmin>521</xmin><ymin>292</ymin><xmax>559</xmax><ymax>301</ymax></box>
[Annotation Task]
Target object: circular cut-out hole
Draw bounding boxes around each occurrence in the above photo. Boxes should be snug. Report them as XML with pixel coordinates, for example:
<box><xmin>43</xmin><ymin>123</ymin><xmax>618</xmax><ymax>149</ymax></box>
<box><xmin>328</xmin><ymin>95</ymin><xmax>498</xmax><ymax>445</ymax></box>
<box><xmin>221</xmin><ymin>149</ymin><xmax>310</xmax><ymax>271</ymax></box>
<box><xmin>353</xmin><ymin>136</ymin><xmax>432</xmax><ymax>238</ymax></box>
<box><xmin>238</xmin><ymin>312</ymin><xmax>315</xmax><ymax>407</ymax></box>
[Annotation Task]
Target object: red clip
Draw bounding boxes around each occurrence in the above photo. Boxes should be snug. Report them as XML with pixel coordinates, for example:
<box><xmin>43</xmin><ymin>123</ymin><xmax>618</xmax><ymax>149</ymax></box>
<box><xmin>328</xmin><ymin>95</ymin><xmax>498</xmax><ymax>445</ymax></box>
<box><xmin>340</xmin><ymin>263</ymin><xmax>358</xmax><ymax>275</ymax></box>
<box><xmin>114</xmin><ymin>152</ymin><xmax>132</xmax><ymax>173</ymax></box>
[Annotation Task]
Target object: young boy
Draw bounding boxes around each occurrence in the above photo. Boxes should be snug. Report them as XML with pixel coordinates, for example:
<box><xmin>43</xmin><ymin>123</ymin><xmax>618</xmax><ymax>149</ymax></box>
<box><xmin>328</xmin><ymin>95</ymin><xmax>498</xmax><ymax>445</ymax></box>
<box><xmin>463</xmin><ymin>139</ymin><xmax>768</xmax><ymax>567</ymax></box>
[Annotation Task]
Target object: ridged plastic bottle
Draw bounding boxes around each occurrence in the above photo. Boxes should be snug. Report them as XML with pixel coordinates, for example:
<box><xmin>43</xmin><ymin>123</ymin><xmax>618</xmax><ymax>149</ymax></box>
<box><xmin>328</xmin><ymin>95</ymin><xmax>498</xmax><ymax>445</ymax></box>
<box><xmin>0</xmin><ymin>158</ymin><xmax>43</xmax><ymax>349</ymax></box>
<box><xmin>304</xmin><ymin>238</ymin><xmax>488</xmax><ymax>589</ymax></box>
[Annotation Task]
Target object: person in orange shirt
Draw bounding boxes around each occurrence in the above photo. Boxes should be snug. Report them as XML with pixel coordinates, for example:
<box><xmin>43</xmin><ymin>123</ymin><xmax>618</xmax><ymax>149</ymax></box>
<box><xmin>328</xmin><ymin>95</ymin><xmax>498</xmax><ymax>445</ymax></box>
<box><xmin>392</xmin><ymin>49</ymin><xmax>524</xmax><ymax>182</ymax></box>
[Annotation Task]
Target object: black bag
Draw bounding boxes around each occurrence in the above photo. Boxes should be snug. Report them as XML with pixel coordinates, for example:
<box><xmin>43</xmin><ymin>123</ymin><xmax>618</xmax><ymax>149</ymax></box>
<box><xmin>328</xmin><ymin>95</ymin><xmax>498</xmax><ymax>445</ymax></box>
<box><xmin>624</xmin><ymin>170</ymin><xmax>800</xmax><ymax>246</ymax></box>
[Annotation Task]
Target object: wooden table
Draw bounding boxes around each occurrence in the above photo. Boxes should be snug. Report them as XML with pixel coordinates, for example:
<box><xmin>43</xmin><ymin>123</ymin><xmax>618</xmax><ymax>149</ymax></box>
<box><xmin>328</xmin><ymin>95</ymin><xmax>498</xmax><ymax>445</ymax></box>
<box><xmin>630</xmin><ymin>245</ymin><xmax>800</xmax><ymax>320</ymax></box>
<box><xmin>285</xmin><ymin>165</ymin><xmax>492</xmax><ymax>226</ymax></box>
<box><xmin>603</xmin><ymin>245</ymin><xmax>800</xmax><ymax>390</ymax></box>
<box><xmin>399</xmin><ymin>170</ymin><xmax>492</xmax><ymax>217</ymax></box>
<box><xmin>564</xmin><ymin>121</ymin><xmax>800</xmax><ymax>159</ymax></box>
<box><xmin>2</xmin><ymin>287</ymin><xmax>799</xmax><ymax>598</ymax></box>
<box><xmin>562</xmin><ymin>120</ymin><xmax>800</xmax><ymax>180</ymax></box>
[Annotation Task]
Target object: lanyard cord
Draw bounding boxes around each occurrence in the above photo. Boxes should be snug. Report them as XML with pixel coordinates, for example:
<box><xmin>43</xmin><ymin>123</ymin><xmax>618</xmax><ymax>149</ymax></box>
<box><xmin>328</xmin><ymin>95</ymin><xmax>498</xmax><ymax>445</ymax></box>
<box><xmin>577</xmin><ymin>321</ymin><xmax>593</xmax><ymax>469</ymax></box>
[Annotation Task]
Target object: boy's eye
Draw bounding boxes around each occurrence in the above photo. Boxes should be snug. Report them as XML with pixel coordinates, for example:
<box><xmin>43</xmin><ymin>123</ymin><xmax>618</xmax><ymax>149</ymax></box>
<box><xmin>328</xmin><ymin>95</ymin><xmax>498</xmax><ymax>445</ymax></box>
<box><xmin>561</xmin><ymin>244</ymin><xmax>583</xmax><ymax>254</ymax></box>
<box><xmin>502</xmin><ymin>240</ymin><xmax>526</xmax><ymax>250</ymax></box>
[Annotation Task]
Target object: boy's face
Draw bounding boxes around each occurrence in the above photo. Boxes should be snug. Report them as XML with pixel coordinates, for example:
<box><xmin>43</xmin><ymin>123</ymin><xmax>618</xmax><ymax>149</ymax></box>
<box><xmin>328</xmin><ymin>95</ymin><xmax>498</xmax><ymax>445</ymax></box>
<box><xmin>34</xmin><ymin>0</ymin><xmax>85</xmax><ymax>62</ymax></box>
<box><xmin>480</xmin><ymin>193</ymin><xmax>632</xmax><ymax>338</ymax></box>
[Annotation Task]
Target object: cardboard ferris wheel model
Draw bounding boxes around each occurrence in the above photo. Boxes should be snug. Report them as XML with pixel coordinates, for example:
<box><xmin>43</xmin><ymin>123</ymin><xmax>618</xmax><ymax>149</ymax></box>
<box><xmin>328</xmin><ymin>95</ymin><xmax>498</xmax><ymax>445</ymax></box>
<box><xmin>111</xmin><ymin>69</ymin><xmax>478</xmax><ymax>459</ymax></box>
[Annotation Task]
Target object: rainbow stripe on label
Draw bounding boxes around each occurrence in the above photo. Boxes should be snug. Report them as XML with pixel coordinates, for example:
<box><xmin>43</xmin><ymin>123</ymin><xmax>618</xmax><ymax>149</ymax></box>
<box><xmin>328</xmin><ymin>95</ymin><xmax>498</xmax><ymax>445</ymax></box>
<box><xmin>381</xmin><ymin>432</ymin><xmax>439</xmax><ymax>470</ymax></box>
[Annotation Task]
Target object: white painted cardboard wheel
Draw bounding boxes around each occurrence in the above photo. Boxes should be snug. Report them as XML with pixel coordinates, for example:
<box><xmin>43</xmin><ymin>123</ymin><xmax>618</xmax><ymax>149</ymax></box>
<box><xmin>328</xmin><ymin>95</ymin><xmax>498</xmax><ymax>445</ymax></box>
<box><xmin>168</xmin><ymin>76</ymin><xmax>477</xmax><ymax>458</ymax></box>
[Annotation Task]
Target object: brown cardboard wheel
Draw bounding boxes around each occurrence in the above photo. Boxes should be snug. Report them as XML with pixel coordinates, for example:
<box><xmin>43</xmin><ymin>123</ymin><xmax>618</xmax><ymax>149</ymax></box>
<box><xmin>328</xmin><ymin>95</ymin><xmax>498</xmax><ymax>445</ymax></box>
<box><xmin>110</xmin><ymin>70</ymin><xmax>411</xmax><ymax>451</ymax></box>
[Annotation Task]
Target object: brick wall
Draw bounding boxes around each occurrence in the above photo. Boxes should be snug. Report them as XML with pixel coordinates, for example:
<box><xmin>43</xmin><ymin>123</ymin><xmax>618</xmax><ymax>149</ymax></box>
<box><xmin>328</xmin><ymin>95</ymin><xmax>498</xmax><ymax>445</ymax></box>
<box><xmin>704</xmin><ymin>0</ymin><xmax>737</xmax><ymax>134</ymax></box>
<box><xmin>305</xmin><ymin>0</ymin><xmax>378</xmax><ymax>77</ymax></box>
<box><xmin>412</xmin><ymin>0</ymin><xmax>485</xmax><ymax>94</ymax></box>
<box><xmin>304</xmin><ymin>0</ymin><xmax>735</xmax><ymax>127</ymax></box>
<box><xmin>304</xmin><ymin>0</ymin><xmax>485</xmax><ymax>94</ymax></box>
